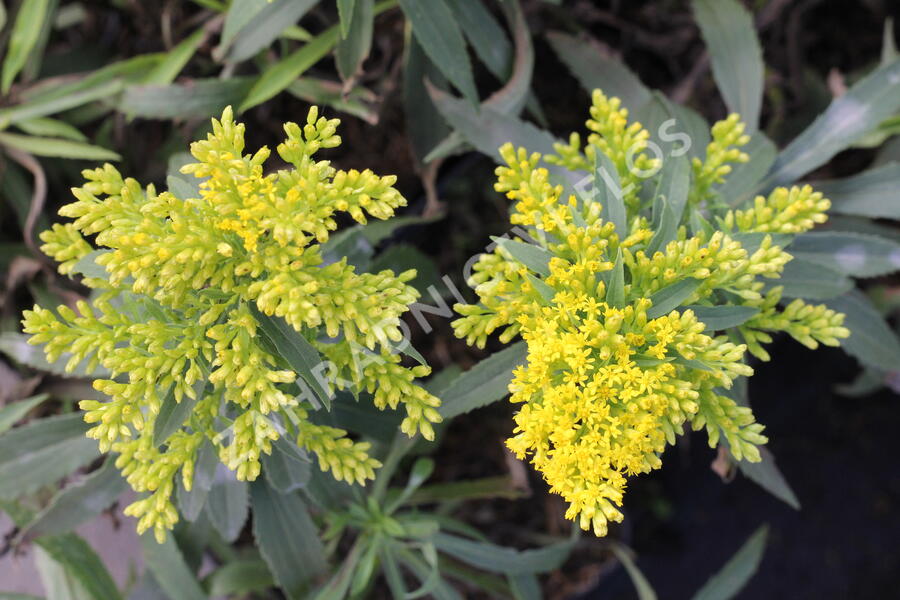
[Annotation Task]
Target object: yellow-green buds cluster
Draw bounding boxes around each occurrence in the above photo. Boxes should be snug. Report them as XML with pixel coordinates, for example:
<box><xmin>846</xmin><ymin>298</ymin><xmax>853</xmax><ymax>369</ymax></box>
<box><xmin>454</xmin><ymin>90</ymin><xmax>848</xmax><ymax>537</ymax></box>
<box><xmin>691</xmin><ymin>113</ymin><xmax>751</xmax><ymax>205</ymax></box>
<box><xmin>23</xmin><ymin>107</ymin><xmax>440</xmax><ymax>542</ymax></box>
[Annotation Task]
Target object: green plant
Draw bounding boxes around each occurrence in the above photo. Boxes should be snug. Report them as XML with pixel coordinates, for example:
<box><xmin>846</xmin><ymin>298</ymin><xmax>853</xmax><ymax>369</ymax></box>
<box><xmin>451</xmin><ymin>91</ymin><xmax>848</xmax><ymax>537</ymax></box>
<box><xmin>430</xmin><ymin>0</ymin><xmax>900</xmax><ymax>517</ymax></box>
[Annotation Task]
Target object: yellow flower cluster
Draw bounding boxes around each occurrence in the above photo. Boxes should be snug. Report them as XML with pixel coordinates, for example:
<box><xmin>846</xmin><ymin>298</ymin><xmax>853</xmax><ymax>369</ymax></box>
<box><xmin>454</xmin><ymin>90</ymin><xmax>849</xmax><ymax>537</ymax></box>
<box><xmin>23</xmin><ymin>107</ymin><xmax>440</xmax><ymax>542</ymax></box>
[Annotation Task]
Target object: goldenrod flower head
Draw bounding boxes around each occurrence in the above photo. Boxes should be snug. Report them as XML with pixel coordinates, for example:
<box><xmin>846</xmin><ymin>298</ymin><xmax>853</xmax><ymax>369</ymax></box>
<box><xmin>455</xmin><ymin>90</ymin><xmax>849</xmax><ymax>537</ymax></box>
<box><xmin>24</xmin><ymin>107</ymin><xmax>440</xmax><ymax>542</ymax></box>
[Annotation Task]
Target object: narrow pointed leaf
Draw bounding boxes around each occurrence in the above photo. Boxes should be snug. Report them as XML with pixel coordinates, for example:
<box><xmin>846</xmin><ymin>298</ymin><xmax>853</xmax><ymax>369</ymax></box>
<box><xmin>0</xmin><ymin>413</ymin><xmax>99</xmax><ymax>500</ymax></box>
<box><xmin>251</xmin><ymin>480</ymin><xmax>327</xmax><ymax>600</ymax></box>
<box><xmin>140</xmin><ymin>533</ymin><xmax>206</xmax><ymax>600</ymax></box>
<box><xmin>685</xmin><ymin>305</ymin><xmax>760</xmax><ymax>331</ymax></box>
<box><xmin>438</xmin><ymin>342</ymin><xmax>527</xmax><ymax>419</ymax></box>
<box><xmin>546</xmin><ymin>31</ymin><xmax>651</xmax><ymax>111</ymax></box>
<box><xmin>814</xmin><ymin>162</ymin><xmax>900</xmax><ymax>220</ymax></box>
<box><xmin>493</xmin><ymin>237</ymin><xmax>552</xmax><ymax>276</ymax></box>
<box><xmin>765</xmin><ymin>60</ymin><xmax>900</xmax><ymax>186</ymax></box>
<box><xmin>737</xmin><ymin>447</ymin><xmax>800</xmax><ymax>510</ymax></box>
<box><xmin>788</xmin><ymin>231</ymin><xmax>900</xmax><ymax>277</ymax></box>
<box><xmin>824</xmin><ymin>290</ymin><xmax>900</xmax><ymax>372</ymax></box>
<box><xmin>0</xmin><ymin>132</ymin><xmax>120</xmax><ymax>161</ymax></box>
<box><xmin>692</xmin><ymin>0</ymin><xmax>764</xmax><ymax>130</ymax></box>
<box><xmin>398</xmin><ymin>0</ymin><xmax>478</xmax><ymax>105</ymax></box>
<box><xmin>777</xmin><ymin>258</ymin><xmax>853</xmax><ymax>299</ymax></box>
<box><xmin>20</xmin><ymin>457</ymin><xmax>127</xmax><ymax>542</ymax></box>
<box><xmin>691</xmin><ymin>526</ymin><xmax>769</xmax><ymax>600</ymax></box>
<box><xmin>1</xmin><ymin>0</ymin><xmax>50</xmax><ymax>93</ymax></box>
<box><xmin>0</xmin><ymin>394</ymin><xmax>48</xmax><ymax>435</ymax></box>
<box><xmin>646</xmin><ymin>279</ymin><xmax>703</xmax><ymax>319</ymax></box>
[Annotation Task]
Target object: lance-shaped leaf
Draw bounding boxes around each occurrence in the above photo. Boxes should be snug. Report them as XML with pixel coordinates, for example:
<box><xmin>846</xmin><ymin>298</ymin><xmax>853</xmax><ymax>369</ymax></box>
<box><xmin>0</xmin><ymin>413</ymin><xmax>99</xmax><ymax>500</ymax></box>
<box><xmin>19</xmin><ymin>456</ymin><xmax>128</xmax><ymax>542</ymax></box>
<box><xmin>492</xmin><ymin>237</ymin><xmax>552</xmax><ymax>277</ymax></box>
<box><xmin>765</xmin><ymin>59</ymin><xmax>900</xmax><ymax>186</ymax></box>
<box><xmin>251</xmin><ymin>480</ymin><xmax>327</xmax><ymax>600</ymax></box>
<box><xmin>691</xmin><ymin>525</ymin><xmax>769</xmax><ymax>600</ymax></box>
<box><xmin>825</xmin><ymin>290</ymin><xmax>900</xmax><ymax>372</ymax></box>
<box><xmin>787</xmin><ymin>231</ymin><xmax>900</xmax><ymax>278</ymax></box>
<box><xmin>692</xmin><ymin>0</ymin><xmax>764</xmax><ymax>131</ymax></box>
<box><xmin>140</xmin><ymin>532</ymin><xmax>206</xmax><ymax>600</ymax></box>
<box><xmin>813</xmin><ymin>162</ymin><xmax>900</xmax><ymax>220</ymax></box>
<box><xmin>398</xmin><ymin>0</ymin><xmax>477</xmax><ymax>105</ymax></box>
<box><xmin>646</xmin><ymin>279</ymin><xmax>703</xmax><ymax>319</ymax></box>
<box><xmin>251</xmin><ymin>307</ymin><xmax>331</xmax><ymax>408</ymax></box>
<box><xmin>438</xmin><ymin>342</ymin><xmax>527</xmax><ymax>419</ymax></box>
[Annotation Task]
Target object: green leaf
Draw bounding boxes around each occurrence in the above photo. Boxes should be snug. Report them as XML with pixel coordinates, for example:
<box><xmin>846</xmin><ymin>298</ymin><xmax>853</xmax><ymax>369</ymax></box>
<box><xmin>15</xmin><ymin>117</ymin><xmax>87</xmax><ymax>141</ymax></box>
<box><xmin>692</xmin><ymin>0</ymin><xmax>764</xmax><ymax>131</ymax></box>
<box><xmin>0</xmin><ymin>394</ymin><xmax>48</xmax><ymax>435</ymax></box>
<box><xmin>737</xmin><ymin>447</ymin><xmax>800</xmax><ymax>510</ymax></box>
<box><xmin>238</xmin><ymin>26</ymin><xmax>339</xmax><ymax>112</ymax></box>
<box><xmin>206</xmin><ymin>559</ymin><xmax>274</xmax><ymax>597</ymax></box>
<box><xmin>225</xmin><ymin>0</ymin><xmax>317</xmax><ymax>63</ymax></box>
<box><xmin>0</xmin><ymin>77</ymin><xmax>124</xmax><ymax>124</ymax></box>
<box><xmin>606</xmin><ymin>249</ymin><xmax>625</xmax><ymax>308</ymax></box>
<box><xmin>546</xmin><ymin>31</ymin><xmax>651</xmax><ymax>111</ymax></box>
<box><xmin>336</xmin><ymin>0</ymin><xmax>373</xmax><ymax>82</ymax></box>
<box><xmin>813</xmin><ymin>162</ymin><xmax>900</xmax><ymax>220</ymax></box>
<box><xmin>0</xmin><ymin>413</ymin><xmax>99</xmax><ymax>500</ymax></box>
<box><xmin>691</xmin><ymin>525</ymin><xmax>768</xmax><ymax>600</ymax></box>
<box><xmin>251</xmin><ymin>308</ymin><xmax>331</xmax><ymax>408</ymax></box>
<box><xmin>524</xmin><ymin>273</ymin><xmax>556</xmax><ymax>303</ymax></box>
<box><xmin>1</xmin><ymin>0</ymin><xmax>50</xmax><ymax>94</ymax></box>
<box><xmin>0</xmin><ymin>132</ymin><xmax>120</xmax><ymax>161</ymax></box>
<box><xmin>432</xmin><ymin>532</ymin><xmax>575</xmax><ymax>575</ymax></box>
<box><xmin>153</xmin><ymin>380</ymin><xmax>206</xmax><ymax>446</ymax></box>
<box><xmin>398</xmin><ymin>0</ymin><xmax>478</xmax><ymax>105</ymax></box>
<box><xmin>824</xmin><ymin>290</ymin><xmax>900</xmax><ymax>372</ymax></box>
<box><xmin>121</xmin><ymin>77</ymin><xmax>254</xmax><ymax>119</ymax></box>
<box><xmin>492</xmin><ymin>237</ymin><xmax>552</xmax><ymax>277</ymax></box>
<box><xmin>250</xmin><ymin>480</ymin><xmax>327</xmax><ymax>600</ymax></box>
<box><xmin>777</xmin><ymin>258</ymin><xmax>853</xmax><ymax>299</ymax></box>
<box><xmin>141</xmin><ymin>28</ymin><xmax>205</xmax><ymax>85</ymax></box>
<box><xmin>883</xmin><ymin>17</ymin><xmax>898</xmax><ymax>65</ymax></box>
<box><xmin>594</xmin><ymin>151</ymin><xmax>626</xmax><ymax>236</ymax></box>
<box><xmin>140</xmin><ymin>533</ymin><xmax>206</xmax><ymax>600</ymax></box>
<box><xmin>220</xmin><ymin>0</ymin><xmax>268</xmax><ymax>50</ymax></box>
<box><xmin>765</xmin><ymin>60</ymin><xmax>900</xmax><ymax>186</ymax></box>
<box><xmin>646</xmin><ymin>279</ymin><xmax>703</xmax><ymax>319</ymax></box>
<box><xmin>509</xmin><ymin>573</ymin><xmax>541</xmax><ymax>600</ymax></box>
<box><xmin>19</xmin><ymin>457</ymin><xmax>127</xmax><ymax>542</ymax></box>
<box><xmin>337</xmin><ymin>0</ymin><xmax>357</xmax><ymax>39</ymax></box>
<box><xmin>446</xmin><ymin>0</ymin><xmax>512</xmax><ymax>82</ymax></box>
<box><xmin>609</xmin><ymin>542</ymin><xmax>657</xmax><ymax>600</ymax></box>
<box><xmin>208</xmin><ymin>470</ymin><xmax>249</xmax><ymax>543</ymax></box>
<box><xmin>438</xmin><ymin>342</ymin><xmax>527</xmax><ymax>419</ymax></box>
<box><xmin>38</xmin><ymin>533</ymin><xmax>122</xmax><ymax>600</ymax></box>
<box><xmin>33</xmin><ymin>545</ymin><xmax>93</xmax><ymax>600</ymax></box>
<box><xmin>787</xmin><ymin>231</ymin><xmax>900</xmax><ymax>277</ymax></box>
<box><xmin>647</xmin><ymin>156</ymin><xmax>690</xmax><ymax>254</ymax></box>
<box><xmin>685</xmin><ymin>305</ymin><xmax>759</xmax><ymax>331</ymax></box>
<box><xmin>427</xmin><ymin>81</ymin><xmax>560</xmax><ymax>163</ymax></box>
<box><xmin>261</xmin><ymin>436</ymin><xmax>312</xmax><ymax>493</ymax></box>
